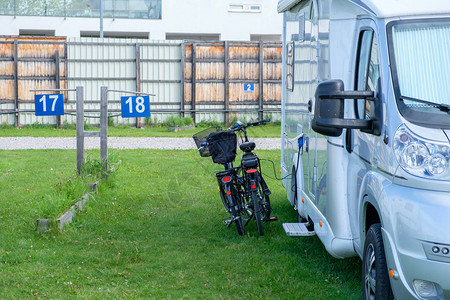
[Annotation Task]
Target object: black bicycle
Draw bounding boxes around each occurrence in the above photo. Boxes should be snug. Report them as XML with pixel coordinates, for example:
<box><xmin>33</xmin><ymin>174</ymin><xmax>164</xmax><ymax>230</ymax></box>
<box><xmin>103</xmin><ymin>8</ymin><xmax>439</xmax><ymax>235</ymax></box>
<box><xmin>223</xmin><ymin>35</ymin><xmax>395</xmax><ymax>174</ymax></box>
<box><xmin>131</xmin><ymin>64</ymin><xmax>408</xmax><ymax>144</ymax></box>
<box><xmin>193</xmin><ymin>119</ymin><xmax>276</xmax><ymax>236</ymax></box>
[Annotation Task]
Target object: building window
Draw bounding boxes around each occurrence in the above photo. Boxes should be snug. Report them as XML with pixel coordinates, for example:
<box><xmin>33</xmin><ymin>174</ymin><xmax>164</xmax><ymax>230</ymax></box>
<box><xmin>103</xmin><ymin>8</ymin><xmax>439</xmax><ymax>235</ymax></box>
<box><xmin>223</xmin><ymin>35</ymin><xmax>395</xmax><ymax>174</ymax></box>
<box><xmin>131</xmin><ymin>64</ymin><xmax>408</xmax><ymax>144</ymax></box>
<box><xmin>228</xmin><ymin>4</ymin><xmax>261</xmax><ymax>13</ymax></box>
<box><xmin>250</xmin><ymin>34</ymin><xmax>281</xmax><ymax>42</ymax></box>
<box><xmin>0</xmin><ymin>0</ymin><xmax>162</xmax><ymax>20</ymax></box>
<box><xmin>80</xmin><ymin>31</ymin><xmax>150</xmax><ymax>39</ymax></box>
<box><xmin>19</xmin><ymin>29</ymin><xmax>55</xmax><ymax>36</ymax></box>
<box><xmin>166</xmin><ymin>33</ymin><xmax>221</xmax><ymax>41</ymax></box>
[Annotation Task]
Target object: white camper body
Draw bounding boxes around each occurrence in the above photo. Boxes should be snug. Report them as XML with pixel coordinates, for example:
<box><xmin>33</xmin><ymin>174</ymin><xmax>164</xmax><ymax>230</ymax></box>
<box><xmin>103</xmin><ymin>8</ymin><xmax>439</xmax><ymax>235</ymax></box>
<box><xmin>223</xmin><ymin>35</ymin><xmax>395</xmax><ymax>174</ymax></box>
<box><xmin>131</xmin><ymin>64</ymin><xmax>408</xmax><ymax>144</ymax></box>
<box><xmin>278</xmin><ymin>0</ymin><xmax>450</xmax><ymax>299</ymax></box>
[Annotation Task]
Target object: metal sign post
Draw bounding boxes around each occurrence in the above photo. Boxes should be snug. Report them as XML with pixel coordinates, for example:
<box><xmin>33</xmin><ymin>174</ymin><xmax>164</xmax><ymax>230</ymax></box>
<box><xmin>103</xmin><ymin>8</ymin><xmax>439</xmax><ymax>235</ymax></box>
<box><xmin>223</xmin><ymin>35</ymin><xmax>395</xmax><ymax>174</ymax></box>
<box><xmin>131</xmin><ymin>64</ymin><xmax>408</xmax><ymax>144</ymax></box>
<box><xmin>76</xmin><ymin>86</ymin><xmax>84</xmax><ymax>174</ymax></box>
<box><xmin>100</xmin><ymin>86</ymin><xmax>108</xmax><ymax>172</ymax></box>
<box><xmin>76</xmin><ymin>86</ymin><xmax>108</xmax><ymax>174</ymax></box>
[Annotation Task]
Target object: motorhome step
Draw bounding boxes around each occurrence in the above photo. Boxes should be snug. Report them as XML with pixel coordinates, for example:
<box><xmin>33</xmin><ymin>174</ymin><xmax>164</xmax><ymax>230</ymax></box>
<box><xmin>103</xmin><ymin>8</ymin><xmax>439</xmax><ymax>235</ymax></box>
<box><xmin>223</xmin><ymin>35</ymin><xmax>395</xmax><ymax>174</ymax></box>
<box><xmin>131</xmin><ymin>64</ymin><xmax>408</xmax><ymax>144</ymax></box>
<box><xmin>283</xmin><ymin>222</ymin><xmax>316</xmax><ymax>236</ymax></box>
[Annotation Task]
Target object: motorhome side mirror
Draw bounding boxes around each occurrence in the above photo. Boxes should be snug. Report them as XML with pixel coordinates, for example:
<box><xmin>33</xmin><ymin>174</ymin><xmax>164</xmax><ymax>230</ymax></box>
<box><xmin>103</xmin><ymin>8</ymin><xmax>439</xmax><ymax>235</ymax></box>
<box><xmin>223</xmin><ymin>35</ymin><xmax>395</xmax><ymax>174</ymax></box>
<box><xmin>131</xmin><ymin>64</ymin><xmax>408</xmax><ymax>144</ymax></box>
<box><xmin>311</xmin><ymin>80</ymin><xmax>374</xmax><ymax>137</ymax></box>
<box><xmin>312</xmin><ymin>80</ymin><xmax>345</xmax><ymax>137</ymax></box>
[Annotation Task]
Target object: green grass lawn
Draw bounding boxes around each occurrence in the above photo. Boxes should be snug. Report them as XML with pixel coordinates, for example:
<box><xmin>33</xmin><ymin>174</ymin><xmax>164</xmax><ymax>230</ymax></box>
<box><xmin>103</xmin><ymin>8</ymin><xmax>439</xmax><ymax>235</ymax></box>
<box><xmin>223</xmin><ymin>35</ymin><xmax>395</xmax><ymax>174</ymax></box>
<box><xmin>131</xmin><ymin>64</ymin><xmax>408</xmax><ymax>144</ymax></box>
<box><xmin>0</xmin><ymin>149</ymin><xmax>361</xmax><ymax>298</ymax></box>
<box><xmin>0</xmin><ymin>124</ymin><xmax>282</xmax><ymax>138</ymax></box>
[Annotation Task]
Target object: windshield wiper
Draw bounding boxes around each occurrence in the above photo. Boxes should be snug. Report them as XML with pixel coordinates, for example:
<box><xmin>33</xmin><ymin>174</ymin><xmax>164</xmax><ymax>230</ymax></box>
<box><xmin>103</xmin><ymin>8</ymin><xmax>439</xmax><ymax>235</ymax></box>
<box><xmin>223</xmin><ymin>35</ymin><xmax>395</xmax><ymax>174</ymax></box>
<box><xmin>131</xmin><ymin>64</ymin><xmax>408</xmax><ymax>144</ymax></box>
<box><xmin>400</xmin><ymin>95</ymin><xmax>450</xmax><ymax>113</ymax></box>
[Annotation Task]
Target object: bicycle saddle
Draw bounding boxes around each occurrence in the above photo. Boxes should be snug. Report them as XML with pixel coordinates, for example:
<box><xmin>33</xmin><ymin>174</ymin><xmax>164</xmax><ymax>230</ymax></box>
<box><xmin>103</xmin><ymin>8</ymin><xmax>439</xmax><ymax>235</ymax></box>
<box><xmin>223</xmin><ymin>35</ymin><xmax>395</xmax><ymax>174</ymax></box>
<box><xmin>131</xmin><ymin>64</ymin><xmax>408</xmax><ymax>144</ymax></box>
<box><xmin>240</xmin><ymin>142</ymin><xmax>255</xmax><ymax>152</ymax></box>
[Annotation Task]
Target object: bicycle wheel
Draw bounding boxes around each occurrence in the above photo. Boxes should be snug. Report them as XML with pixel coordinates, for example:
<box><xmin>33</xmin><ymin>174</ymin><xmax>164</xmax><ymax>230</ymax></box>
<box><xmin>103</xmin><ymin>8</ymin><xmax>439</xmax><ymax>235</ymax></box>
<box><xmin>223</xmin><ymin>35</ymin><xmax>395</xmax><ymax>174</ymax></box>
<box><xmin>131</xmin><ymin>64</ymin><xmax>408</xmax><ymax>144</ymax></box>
<box><xmin>261</xmin><ymin>194</ymin><xmax>271</xmax><ymax>220</ymax></box>
<box><xmin>230</xmin><ymin>202</ymin><xmax>245</xmax><ymax>236</ymax></box>
<box><xmin>253</xmin><ymin>189</ymin><xmax>264</xmax><ymax>236</ymax></box>
<box><xmin>219</xmin><ymin>183</ymin><xmax>245</xmax><ymax>236</ymax></box>
<box><xmin>257</xmin><ymin>176</ymin><xmax>271</xmax><ymax>221</ymax></box>
<box><xmin>245</xmin><ymin>172</ymin><xmax>264</xmax><ymax>236</ymax></box>
<box><xmin>218</xmin><ymin>184</ymin><xmax>231</xmax><ymax>212</ymax></box>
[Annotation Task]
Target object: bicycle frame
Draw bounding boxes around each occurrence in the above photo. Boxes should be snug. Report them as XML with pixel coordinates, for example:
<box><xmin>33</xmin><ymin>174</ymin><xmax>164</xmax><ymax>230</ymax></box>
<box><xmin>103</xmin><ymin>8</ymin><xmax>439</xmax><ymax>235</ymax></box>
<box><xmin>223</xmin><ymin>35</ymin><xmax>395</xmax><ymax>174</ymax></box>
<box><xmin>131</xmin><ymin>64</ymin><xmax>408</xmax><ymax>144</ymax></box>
<box><xmin>193</xmin><ymin>119</ymin><xmax>274</xmax><ymax>236</ymax></box>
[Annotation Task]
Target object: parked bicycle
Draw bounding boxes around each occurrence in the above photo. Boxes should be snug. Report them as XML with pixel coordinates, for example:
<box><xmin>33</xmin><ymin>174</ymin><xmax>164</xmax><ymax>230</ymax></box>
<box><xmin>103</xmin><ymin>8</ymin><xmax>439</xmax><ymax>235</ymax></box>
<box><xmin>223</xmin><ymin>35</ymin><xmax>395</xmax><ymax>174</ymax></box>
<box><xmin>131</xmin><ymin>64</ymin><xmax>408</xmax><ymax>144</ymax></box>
<box><xmin>193</xmin><ymin>119</ymin><xmax>277</xmax><ymax>236</ymax></box>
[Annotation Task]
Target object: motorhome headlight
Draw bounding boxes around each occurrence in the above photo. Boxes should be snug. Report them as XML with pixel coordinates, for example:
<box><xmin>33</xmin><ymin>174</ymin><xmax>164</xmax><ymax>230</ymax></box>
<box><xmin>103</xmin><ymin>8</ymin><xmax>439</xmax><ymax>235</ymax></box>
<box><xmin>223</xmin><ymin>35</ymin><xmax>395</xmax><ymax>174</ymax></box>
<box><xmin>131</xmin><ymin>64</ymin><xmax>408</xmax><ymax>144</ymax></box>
<box><xmin>394</xmin><ymin>124</ymin><xmax>450</xmax><ymax>179</ymax></box>
<box><xmin>425</xmin><ymin>154</ymin><xmax>447</xmax><ymax>175</ymax></box>
<box><xmin>401</xmin><ymin>142</ymin><xmax>428</xmax><ymax>168</ymax></box>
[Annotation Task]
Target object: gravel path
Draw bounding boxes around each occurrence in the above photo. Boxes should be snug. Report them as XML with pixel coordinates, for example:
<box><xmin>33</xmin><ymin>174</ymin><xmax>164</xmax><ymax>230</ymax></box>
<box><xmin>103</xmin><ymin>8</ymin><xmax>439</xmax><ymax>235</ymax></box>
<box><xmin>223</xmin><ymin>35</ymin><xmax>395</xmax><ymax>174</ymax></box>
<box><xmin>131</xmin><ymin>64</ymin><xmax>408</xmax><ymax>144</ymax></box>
<box><xmin>0</xmin><ymin>137</ymin><xmax>327</xmax><ymax>150</ymax></box>
<box><xmin>0</xmin><ymin>137</ymin><xmax>283</xmax><ymax>150</ymax></box>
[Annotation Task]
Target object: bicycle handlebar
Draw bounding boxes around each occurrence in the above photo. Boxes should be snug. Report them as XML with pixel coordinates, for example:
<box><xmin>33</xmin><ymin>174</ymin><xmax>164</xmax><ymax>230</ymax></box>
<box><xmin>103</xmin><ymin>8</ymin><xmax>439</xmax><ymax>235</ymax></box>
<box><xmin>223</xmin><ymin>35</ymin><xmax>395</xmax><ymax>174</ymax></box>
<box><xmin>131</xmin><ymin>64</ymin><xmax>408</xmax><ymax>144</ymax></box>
<box><xmin>231</xmin><ymin>119</ymin><xmax>270</xmax><ymax>131</ymax></box>
<box><xmin>246</xmin><ymin>119</ymin><xmax>270</xmax><ymax>127</ymax></box>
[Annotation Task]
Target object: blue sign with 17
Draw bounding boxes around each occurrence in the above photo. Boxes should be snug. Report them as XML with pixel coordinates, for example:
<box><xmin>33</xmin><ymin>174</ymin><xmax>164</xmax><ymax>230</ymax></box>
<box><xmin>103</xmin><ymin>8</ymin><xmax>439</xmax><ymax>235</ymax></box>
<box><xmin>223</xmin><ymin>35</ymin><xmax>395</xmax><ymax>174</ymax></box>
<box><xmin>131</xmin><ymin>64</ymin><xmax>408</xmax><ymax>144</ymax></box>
<box><xmin>34</xmin><ymin>94</ymin><xmax>64</xmax><ymax>116</ymax></box>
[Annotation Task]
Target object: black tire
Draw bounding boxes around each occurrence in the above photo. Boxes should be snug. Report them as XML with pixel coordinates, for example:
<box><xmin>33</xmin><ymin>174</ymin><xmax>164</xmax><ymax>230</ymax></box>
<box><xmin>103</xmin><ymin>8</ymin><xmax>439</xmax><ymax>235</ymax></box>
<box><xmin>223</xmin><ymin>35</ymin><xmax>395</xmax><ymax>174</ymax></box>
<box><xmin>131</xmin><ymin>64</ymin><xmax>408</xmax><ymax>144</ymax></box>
<box><xmin>262</xmin><ymin>194</ymin><xmax>271</xmax><ymax>220</ymax></box>
<box><xmin>362</xmin><ymin>223</ymin><xmax>394</xmax><ymax>300</ymax></box>
<box><xmin>253</xmin><ymin>190</ymin><xmax>264</xmax><ymax>236</ymax></box>
<box><xmin>257</xmin><ymin>173</ymin><xmax>271</xmax><ymax>221</ymax></box>
<box><xmin>230</xmin><ymin>204</ymin><xmax>245</xmax><ymax>236</ymax></box>
<box><xmin>218</xmin><ymin>184</ymin><xmax>231</xmax><ymax>212</ymax></box>
<box><xmin>219</xmin><ymin>183</ymin><xmax>245</xmax><ymax>236</ymax></box>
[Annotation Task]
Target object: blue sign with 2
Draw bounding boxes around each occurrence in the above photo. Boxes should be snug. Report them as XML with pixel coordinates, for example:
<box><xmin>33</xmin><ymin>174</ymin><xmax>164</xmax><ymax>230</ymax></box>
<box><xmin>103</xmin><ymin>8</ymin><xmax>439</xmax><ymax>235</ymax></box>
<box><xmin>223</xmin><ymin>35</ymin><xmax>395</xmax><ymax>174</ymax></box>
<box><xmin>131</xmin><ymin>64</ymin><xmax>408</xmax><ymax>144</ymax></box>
<box><xmin>244</xmin><ymin>84</ymin><xmax>255</xmax><ymax>92</ymax></box>
<box><xmin>121</xmin><ymin>96</ymin><xmax>150</xmax><ymax>118</ymax></box>
<box><xmin>34</xmin><ymin>94</ymin><xmax>64</xmax><ymax>116</ymax></box>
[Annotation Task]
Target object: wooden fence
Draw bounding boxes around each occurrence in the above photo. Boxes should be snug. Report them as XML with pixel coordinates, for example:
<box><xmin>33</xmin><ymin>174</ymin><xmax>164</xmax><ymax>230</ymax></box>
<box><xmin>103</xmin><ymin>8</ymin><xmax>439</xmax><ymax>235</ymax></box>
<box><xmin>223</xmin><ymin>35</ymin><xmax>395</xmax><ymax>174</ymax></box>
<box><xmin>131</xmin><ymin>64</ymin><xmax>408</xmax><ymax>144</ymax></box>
<box><xmin>0</xmin><ymin>36</ymin><xmax>67</xmax><ymax>127</ymax></box>
<box><xmin>0</xmin><ymin>37</ymin><xmax>281</xmax><ymax>127</ymax></box>
<box><xmin>184</xmin><ymin>41</ymin><xmax>282</xmax><ymax>124</ymax></box>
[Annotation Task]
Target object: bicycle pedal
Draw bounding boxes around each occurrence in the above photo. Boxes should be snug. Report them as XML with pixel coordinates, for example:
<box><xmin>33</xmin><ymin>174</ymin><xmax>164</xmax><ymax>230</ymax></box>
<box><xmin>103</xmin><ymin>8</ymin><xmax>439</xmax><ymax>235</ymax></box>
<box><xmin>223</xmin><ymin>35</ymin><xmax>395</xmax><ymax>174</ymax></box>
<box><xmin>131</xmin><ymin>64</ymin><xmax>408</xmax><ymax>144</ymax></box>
<box><xmin>267</xmin><ymin>216</ymin><xmax>278</xmax><ymax>222</ymax></box>
<box><xmin>223</xmin><ymin>218</ymin><xmax>232</xmax><ymax>227</ymax></box>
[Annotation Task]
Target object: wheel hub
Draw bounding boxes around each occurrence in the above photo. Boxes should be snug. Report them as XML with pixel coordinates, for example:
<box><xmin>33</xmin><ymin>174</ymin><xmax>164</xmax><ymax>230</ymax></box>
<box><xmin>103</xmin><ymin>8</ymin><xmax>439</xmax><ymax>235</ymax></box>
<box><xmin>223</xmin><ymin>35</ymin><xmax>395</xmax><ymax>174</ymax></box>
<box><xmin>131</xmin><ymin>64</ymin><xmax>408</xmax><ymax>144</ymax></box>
<box><xmin>365</xmin><ymin>243</ymin><xmax>376</xmax><ymax>300</ymax></box>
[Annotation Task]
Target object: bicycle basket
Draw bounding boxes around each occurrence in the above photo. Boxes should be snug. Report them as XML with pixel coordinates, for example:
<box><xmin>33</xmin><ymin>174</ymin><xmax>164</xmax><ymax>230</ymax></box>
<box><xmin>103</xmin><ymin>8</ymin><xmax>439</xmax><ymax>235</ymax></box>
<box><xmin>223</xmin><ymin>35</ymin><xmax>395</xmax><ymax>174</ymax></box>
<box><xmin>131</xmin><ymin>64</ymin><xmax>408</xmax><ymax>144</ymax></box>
<box><xmin>192</xmin><ymin>126</ymin><xmax>222</xmax><ymax>157</ymax></box>
<box><xmin>207</xmin><ymin>130</ymin><xmax>237</xmax><ymax>164</ymax></box>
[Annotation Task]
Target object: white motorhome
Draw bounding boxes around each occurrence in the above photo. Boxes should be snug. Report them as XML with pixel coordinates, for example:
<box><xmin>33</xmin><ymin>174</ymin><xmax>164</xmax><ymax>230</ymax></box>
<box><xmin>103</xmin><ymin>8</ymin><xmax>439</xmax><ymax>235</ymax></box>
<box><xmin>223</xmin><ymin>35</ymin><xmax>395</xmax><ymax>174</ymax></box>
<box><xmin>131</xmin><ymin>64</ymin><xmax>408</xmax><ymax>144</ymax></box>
<box><xmin>278</xmin><ymin>0</ymin><xmax>450</xmax><ymax>299</ymax></box>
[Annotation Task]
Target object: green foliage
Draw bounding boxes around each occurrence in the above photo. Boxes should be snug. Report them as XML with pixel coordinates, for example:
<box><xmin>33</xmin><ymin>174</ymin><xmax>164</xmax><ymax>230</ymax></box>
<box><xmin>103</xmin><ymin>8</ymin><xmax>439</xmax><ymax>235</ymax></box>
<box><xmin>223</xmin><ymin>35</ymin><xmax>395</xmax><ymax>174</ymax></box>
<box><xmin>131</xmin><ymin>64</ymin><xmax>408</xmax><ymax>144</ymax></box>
<box><xmin>62</xmin><ymin>123</ymin><xmax>76</xmax><ymax>130</ymax></box>
<box><xmin>23</xmin><ymin>122</ymin><xmax>56</xmax><ymax>129</ymax></box>
<box><xmin>272</xmin><ymin>119</ymin><xmax>282</xmax><ymax>126</ymax></box>
<box><xmin>38</xmin><ymin>171</ymin><xmax>87</xmax><ymax>218</ymax></box>
<box><xmin>83</xmin><ymin>120</ymin><xmax>95</xmax><ymax>130</ymax></box>
<box><xmin>0</xmin><ymin>123</ymin><xmax>12</xmax><ymax>129</ymax></box>
<box><xmin>25</xmin><ymin>151</ymin><xmax>119</xmax><ymax>220</ymax></box>
<box><xmin>196</xmin><ymin>119</ymin><xmax>222</xmax><ymax>128</ymax></box>
<box><xmin>0</xmin><ymin>149</ymin><xmax>361</xmax><ymax>299</ymax></box>
<box><xmin>164</xmin><ymin>116</ymin><xmax>194</xmax><ymax>128</ymax></box>
<box><xmin>108</xmin><ymin>114</ymin><xmax>115</xmax><ymax>127</ymax></box>
<box><xmin>144</xmin><ymin>117</ymin><xmax>155</xmax><ymax>126</ymax></box>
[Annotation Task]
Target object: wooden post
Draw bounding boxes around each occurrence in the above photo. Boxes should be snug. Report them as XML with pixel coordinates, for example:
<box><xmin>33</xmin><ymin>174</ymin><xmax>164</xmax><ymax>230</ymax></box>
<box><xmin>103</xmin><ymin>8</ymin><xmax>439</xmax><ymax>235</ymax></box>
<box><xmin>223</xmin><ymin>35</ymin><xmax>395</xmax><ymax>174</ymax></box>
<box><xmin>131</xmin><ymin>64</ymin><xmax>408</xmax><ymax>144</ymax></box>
<box><xmin>76</xmin><ymin>86</ymin><xmax>84</xmax><ymax>174</ymax></box>
<box><xmin>135</xmin><ymin>43</ymin><xmax>141</xmax><ymax>128</ymax></box>
<box><xmin>13</xmin><ymin>40</ymin><xmax>19</xmax><ymax>127</ymax></box>
<box><xmin>100</xmin><ymin>86</ymin><xmax>108</xmax><ymax>173</ymax></box>
<box><xmin>55</xmin><ymin>50</ymin><xmax>61</xmax><ymax>128</ymax></box>
<box><xmin>192</xmin><ymin>43</ymin><xmax>196</xmax><ymax>123</ymax></box>
<box><xmin>224</xmin><ymin>41</ymin><xmax>229</xmax><ymax>125</ymax></box>
<box><xmin>180</xmin><ymin>42</ymin><xmax>185</xmax><ymax>118</ymax></box>
<box><xmin>258</xmin><ymin>41</ymin><xmax>264</xmax><ymax>120</ymax></box>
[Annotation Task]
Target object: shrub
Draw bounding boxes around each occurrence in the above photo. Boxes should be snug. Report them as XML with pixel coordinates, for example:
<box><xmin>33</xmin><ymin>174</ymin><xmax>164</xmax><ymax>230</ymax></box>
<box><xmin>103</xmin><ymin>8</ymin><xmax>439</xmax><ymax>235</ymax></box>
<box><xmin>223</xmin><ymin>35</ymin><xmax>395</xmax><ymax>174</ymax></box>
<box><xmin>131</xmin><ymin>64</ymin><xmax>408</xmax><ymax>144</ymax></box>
<box><xmin>165</xmin><ymin>116</ymin><xmax>194</xmax><ymax>128</ymax></box>
<box><xmin>196</xmin><ymin>119</ymin><xmax>222</xmax><ymax>128</ymax></box>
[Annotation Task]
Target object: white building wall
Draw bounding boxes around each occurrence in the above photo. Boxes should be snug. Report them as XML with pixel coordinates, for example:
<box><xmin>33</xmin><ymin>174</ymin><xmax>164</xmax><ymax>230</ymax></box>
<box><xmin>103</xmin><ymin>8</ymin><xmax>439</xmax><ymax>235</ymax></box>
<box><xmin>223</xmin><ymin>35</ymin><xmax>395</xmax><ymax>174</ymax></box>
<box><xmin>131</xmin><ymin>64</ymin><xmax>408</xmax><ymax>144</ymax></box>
<box><xmin>0</xmin><ymin>0</ymin><xmax>282</xmax><ymax>41</ymax></box>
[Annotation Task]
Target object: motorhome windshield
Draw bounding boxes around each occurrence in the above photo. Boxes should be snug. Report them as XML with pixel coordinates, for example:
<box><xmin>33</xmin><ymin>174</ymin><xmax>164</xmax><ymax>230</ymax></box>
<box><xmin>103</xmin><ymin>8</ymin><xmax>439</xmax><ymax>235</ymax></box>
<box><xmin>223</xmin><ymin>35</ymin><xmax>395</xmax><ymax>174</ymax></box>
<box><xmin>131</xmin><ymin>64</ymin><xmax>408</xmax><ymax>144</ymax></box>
<box><xmin>388</xmin><ymin>19</ymin><xmax>450</xmax><ymax>128</ymax></box>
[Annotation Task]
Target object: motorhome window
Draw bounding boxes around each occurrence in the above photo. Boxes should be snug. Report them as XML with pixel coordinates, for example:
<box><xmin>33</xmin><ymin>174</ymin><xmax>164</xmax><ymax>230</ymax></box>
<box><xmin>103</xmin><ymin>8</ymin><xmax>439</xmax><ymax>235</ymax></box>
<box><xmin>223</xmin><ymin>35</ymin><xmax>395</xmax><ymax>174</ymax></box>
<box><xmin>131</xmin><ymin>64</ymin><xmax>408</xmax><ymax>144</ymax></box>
<box><xmin>298</xmin><ymin>13</ymin><xmax>305</xmax><ymax>41</ymax></box>
<box><xmin>388</xmin><ymin>20</ymin><xmax>450</xmax><ymax>127</ymax></box>
<box><xmin>355</xmin><ymin>30</ymin><xmax>374</xmax><ymax>119</ymax></box>
<box><xmin>356</xmin><ymin>31</ymin><xmax>372</xmax><ymax>91</ymax></box>
<box><xmin>310</xmin><ymin>0</ymin><xmax>318</xmax><ymax>24</ymax></box>
<box><xmin>367</xmin><ymin>38</ymin><xmax>379</xmax><ymax>92</ymax></box>
<box><xmin>286</xmin><ymin>42</ymin><xmax>295</xmax><ymax>91</ymax></box>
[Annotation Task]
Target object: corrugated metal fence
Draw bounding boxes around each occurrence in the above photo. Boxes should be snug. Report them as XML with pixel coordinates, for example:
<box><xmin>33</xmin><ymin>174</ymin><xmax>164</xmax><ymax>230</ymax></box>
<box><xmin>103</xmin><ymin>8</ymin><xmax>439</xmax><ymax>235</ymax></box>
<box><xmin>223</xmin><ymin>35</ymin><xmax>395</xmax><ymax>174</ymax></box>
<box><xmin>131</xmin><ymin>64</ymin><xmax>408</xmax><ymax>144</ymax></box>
<box><xmin>0</xmin><ymin>37</ymin><xmax>281</xmax><ymax>127</ymax></box>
